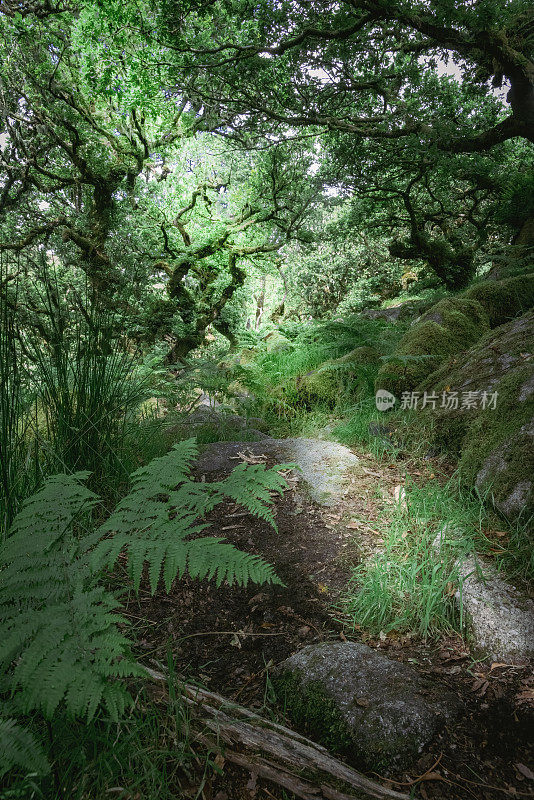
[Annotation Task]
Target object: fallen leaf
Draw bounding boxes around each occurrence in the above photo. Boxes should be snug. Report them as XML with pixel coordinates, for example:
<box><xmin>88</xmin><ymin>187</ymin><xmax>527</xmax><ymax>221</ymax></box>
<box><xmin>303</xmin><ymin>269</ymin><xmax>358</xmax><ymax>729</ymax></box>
<box><xmin>393</xmin><ymin>485</ymin><xmax>407</xmax><ymax>510</ymax></box>
<box><xmin>516</xmin><ymin>763</ymin><xmax>534</xmax><ymax>781</ymax></box>
<box><xmin>213</xmin><ymin>753</ymin><xmax>225</xmax><ymax>771</ymax></box>
<box><xmin>420</xmin><ymin>772</ymin><xmax>443</xmax><ymax>782</ymax></box>
<box><xmin>355</xmin><ymin>697</ymin><xmax>371</xmax><ymax>707</ymax></box>
<box><xmin>248</xmin><ymin>593</ymin><xmax>267</xmax><ymax>605</ymax></box>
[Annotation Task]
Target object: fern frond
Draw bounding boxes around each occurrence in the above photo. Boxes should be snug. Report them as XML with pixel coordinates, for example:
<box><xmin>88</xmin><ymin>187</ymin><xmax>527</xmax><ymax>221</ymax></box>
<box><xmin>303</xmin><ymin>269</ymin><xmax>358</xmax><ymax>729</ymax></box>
<box><xmin>0</xmin><ymin>718</ymin><xmax>49</xmax><ymax>778</ymax></box>
<box><xmin>210</xmin><ymin>461</ymin><xmax>291</xmax><ymax>529</ymax></box>
<box><xmin>0</xmin><ymin>475</ymin><xmax>142</xmax><ymax>724</ymax></box>
<box><xmin>1</xmin><ymin>440</ymin><xmax>286</xmax><ymax>748</ymax></box>
<box><xmin>94</xmin><ymin>442</ymin><xmax>285</xmax><ymax>593</ymax></box>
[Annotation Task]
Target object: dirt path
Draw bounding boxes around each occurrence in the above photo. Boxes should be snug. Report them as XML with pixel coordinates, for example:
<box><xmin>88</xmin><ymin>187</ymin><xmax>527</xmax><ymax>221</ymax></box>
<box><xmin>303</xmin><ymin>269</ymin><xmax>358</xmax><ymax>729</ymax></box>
<box><xmin>125</xmin><ymin>438</ymin><xmax>533</xmax><ymax>800</ymax></box>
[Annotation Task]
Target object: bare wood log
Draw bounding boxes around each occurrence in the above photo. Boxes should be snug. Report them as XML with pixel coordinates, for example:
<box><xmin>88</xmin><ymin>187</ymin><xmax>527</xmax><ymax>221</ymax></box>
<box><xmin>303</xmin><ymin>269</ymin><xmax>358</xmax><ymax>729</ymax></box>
<box><xmin>179</xmin><ymin>683</ymin><xmax>410</xmax><ymax>800</ymax></box>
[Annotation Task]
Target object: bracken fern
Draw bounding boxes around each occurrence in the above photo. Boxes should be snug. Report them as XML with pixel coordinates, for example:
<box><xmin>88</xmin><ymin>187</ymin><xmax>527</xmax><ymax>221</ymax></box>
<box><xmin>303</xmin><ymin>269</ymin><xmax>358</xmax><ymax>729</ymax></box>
<box><xmin>94</xmin><ymin>439</ymin><xmax>286</xmax><ymax>592</ymax></box>
<box><xmin>0</xmin><ymin>441</ymin><xmax>285</xmax><ymax>781</ymax></box>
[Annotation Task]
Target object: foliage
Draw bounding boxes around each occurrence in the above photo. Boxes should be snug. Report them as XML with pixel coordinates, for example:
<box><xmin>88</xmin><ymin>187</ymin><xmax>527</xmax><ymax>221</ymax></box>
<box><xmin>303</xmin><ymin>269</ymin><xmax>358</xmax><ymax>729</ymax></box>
<box><xmin>94</xmin><ymin>439</ymin><xmax>285</xmax><ymax>592</ymax></box>
<box><xmin>341</xmin><ymin>477</ymin><xmax>484</xmax><ymax>636</ymax></box>
<box><xmin>25</xmin><ymin>296</ymin><xmax>149</xmax><ymax>493</ymax></box>
<box><xmin>0</xmin><ymin>258</ymin><xmax>36</xmax><ymax>535</ymax></box>
<box><xmin>0</xmin><ymin>442</ymin><xmax>285</xmax><ymax>782</ymax></box>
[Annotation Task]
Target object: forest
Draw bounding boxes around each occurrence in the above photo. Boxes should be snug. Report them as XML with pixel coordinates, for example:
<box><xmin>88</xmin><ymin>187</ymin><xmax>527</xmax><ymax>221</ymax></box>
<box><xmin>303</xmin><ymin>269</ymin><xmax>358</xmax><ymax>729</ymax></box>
<box><xmin>0</xmin><ymin>1</ymin><xmax>533</xmax><ymax>798</ymax></box>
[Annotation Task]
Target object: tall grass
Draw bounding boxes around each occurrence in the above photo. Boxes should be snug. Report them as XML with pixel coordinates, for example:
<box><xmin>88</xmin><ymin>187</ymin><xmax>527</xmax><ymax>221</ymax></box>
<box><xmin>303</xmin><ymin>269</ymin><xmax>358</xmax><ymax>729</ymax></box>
<box><xmin>341</xmin><ymin>476</ymin><xmax>486</xmax><ymax>637</ymax></box>
<box><xmin>0</xmin><ymin>257</ymin><xmax>38</xmax><ymax>536</ymax></box>
<box><xmin>23</xmin><ymin>283</ymin><xmax>150</xmax><ymax>496</ymax></box>
<box><xmin>231</xmin><ymin>316</ymin><xmax>403</xmax><ymax>435</ymax></box>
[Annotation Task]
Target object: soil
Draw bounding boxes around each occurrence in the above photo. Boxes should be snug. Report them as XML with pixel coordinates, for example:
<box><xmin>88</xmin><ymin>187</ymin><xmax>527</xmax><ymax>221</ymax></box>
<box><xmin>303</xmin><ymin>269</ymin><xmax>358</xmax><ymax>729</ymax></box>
<box><xmin>123</xmin><ymin>445</ymin><xmax>534</xmax><ymax>800</ymax></box>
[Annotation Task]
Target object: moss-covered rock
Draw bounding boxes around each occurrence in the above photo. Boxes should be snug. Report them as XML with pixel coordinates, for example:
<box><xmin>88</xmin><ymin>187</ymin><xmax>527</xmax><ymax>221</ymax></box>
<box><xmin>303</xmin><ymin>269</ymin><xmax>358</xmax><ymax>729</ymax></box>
<box><xmin>274</xmin><ymin>672</ymin><xmax>354</xmax><ymax>754</ymax></box>
<box><xmin>375</xmin><ymin>273</ymin><xmax>534</xmax><ymax>398</ymax></box>
<box><xmin>460</xmin><ymin>364</ymin><xmax>534</xmax><ymax>520</ymax></box>
<box><xmin>465</xmin><ymin>272</ymin><xmax>534</xmax><ymax>327</ymax></box>
<box><xmin>263</xmin><ymin>331</ymin><xmax>291</xmax><ymax>352</ymax></box>
<box><xmin>297</xmin><ymin>347</ymin><xmax>380</xmax><ymax>404</ymax></box>
<box><xmin>217</xmin><ymin>347</ymin><xmax>257</xmax><ymax>369</ymax></box>
<box><xmin>342</xmin><ymin>345</ymin><xmax>381</xmax><ymax>365</ymax></box>
<box><xmin>274</xmin><ymin>642</ymin><xmax>458</xmax><ymax>772</ymax></box>
<box><xmin>375</xmin><ymin>297</ymin><xmax>490</xmax><ymax>396</ymax></box>
<box><xmin>409</xmin><ymin>310</ymin><xmax>534</xmax><ymax>521</ymax></box>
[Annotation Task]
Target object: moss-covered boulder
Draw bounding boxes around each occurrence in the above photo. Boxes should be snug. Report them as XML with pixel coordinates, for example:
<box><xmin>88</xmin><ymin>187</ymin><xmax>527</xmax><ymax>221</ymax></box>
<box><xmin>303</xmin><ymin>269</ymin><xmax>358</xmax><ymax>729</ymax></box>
<box><xmin>464</xmin><ymin>272</ymin><xmax>534</xmax><ymax>327</ymax></box>
<box><xmin>375</xmin><ymin>274</ymin><xmax>534</xmax><ymax>398</ymax></box>
<box><xmin>274</xmin><ymin>642</ymin><xmax>457</xmax><ymax>772</ymax></box>
<box><xmin>297</xmin><ymin>346</ymin><xmax>381</xmax><ymax>403</ymax></box>
<box><xmin>263</xmin><ymin>331</ymin><xmax>291</xmax><ymax>352</ymax></box>
<box><xmin>375</xmin><ymin>297</ymin><xmax>490</xmax><ymax>396</ymax></box>
<box><xmin>412</xmin><ymin>310</ymin><xmax>534</xmax><ymax>521</ymax></box>
<box><xmin>217</xmin><ymin>347</ymin><xmax>257</xmax><ymax>369</ymax></box>
<box><xmin>361</xmin><ymin>302</ymin><xmax>418</xmax><ymax>322</ymax></box>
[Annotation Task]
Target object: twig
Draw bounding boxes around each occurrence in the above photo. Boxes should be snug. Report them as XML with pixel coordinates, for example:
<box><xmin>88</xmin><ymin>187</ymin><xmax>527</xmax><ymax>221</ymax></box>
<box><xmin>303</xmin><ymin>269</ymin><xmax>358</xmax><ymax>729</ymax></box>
<box><xmin>372</xmin><ymin>753</ymin><xmax>443</xmax><ymax>787</ymax></box>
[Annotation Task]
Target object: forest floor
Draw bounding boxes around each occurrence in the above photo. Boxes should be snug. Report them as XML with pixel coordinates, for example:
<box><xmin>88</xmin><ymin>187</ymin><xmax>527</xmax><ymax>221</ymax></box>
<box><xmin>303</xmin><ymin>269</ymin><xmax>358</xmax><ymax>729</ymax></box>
<box><xmin>125</xmin><ymin>440</ymin><xmax>533</xmax><ymax>800</ymax></box>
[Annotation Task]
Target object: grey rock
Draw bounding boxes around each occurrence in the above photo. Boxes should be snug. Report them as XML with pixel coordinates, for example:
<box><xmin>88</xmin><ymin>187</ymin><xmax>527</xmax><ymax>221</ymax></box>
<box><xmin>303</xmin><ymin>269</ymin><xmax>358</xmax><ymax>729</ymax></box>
<box><xmin>276</xmin><ymin>642</ymin><xmax>457</xmax><ymax>771</ymax></box>
<box><xmin>475</xmin><ymin>419</ymin><xmax>534</xmax><ymax>520</ymax></box>
<box><xmin>361</xmin><ymin>304</ymin><xmax>417</xmax><ymax>323</ymax></box>
<box><xmin>434</xmin><ymin>530</ymin><xmax>534</xmax><ymax>662</ymax></box>
<box><xmin>195</xmin><ymin>438</ymin><xmax>359</xmax><ymax>505</ymax></box>
<box><xmin>458</xmin><ymin>557</ymin><xmax>534</xmax><ymax>662</ymax></box>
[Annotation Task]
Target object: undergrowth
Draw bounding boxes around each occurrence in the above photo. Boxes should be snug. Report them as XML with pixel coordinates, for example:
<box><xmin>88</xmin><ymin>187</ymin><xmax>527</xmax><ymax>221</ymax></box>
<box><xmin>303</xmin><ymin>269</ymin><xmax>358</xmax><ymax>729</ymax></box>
<box><xmin>340</xmin><ymin>473</ymin><xmax>522</xmax><ymax>637</ymax></box>
<box><xmin>0</xmin><ymin>440</ymin><xmax>287</xmax><ymax>792</ymax></box>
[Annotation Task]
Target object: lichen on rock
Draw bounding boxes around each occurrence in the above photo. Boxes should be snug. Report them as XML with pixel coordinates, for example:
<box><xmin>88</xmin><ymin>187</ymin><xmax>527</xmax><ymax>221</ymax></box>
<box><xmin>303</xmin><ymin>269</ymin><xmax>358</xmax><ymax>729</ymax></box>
<box><xmin>408</xmin><ymin>311</ymin><xmax>534</xmax><ymax>522</ymax></box>
<box><xmin>274</xmin><ymin>642</ymin><xmax>458</xmax><ymax>772</ymax></box>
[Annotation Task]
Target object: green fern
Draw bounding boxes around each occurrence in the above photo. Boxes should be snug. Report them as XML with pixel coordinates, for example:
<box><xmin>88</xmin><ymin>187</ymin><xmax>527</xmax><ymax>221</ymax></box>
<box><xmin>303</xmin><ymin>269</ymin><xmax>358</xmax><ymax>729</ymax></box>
<box><xmin>94</xmin><ymin>440</ymin><xmax>286</xmax><ymax>592</ymax></box>
<box><xmin>0</xmin><ymin>718</ymin><xmax>49</xmax><ymax>779</ymax></box>
<box><xmin>0</xmin><ymin>473</ymin><xmax>144</xmax><ymax>725</ymax></box>
<box><xmin>0</xmin><ymin>440</ymin><xmax>286</xmax><ymax>780</ymax></box>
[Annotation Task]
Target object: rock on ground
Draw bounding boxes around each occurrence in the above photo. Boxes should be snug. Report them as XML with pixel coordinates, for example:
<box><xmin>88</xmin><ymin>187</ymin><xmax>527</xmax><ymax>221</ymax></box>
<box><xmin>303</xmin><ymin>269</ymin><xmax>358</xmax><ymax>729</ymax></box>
<box><xmin>195</xmin><ymin>438</ymin><xmax>359</xmax><ymax>506</ymax></box>
<box><xmin>434</xmin><ymin>530</ymin><xmax>534</xmax><ymax>662</ymax></box>
<box><xmin>458</xmin><ymin>557</ymin><xmax>534</xmax><ymax>662</ymax></box>
<box><xmin>401</xmin><ymin>309</ymin><xmax>534</xmax><ymax>522</ymax></box>
<box><xmin>275</xmin><ymin>642</ymin><xmax>457</xmax><ymax>772</ymax></box>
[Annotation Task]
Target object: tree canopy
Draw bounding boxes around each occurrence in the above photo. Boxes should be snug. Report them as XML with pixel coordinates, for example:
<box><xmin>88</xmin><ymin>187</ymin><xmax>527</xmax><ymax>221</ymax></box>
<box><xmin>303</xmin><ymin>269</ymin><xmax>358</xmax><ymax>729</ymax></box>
<box><xmin>1</xmin><ymin>0</ymin><xmax>533</xmax><ymax>342</ymax></box>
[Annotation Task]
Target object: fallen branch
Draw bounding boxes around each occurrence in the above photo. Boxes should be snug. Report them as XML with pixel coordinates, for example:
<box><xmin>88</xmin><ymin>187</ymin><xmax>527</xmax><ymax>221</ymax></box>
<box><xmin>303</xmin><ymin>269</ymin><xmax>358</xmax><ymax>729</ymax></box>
<box><xmin>178</xmin><ymin>683</ymin><xmax>410</xmax><ymax>800</ymax></box>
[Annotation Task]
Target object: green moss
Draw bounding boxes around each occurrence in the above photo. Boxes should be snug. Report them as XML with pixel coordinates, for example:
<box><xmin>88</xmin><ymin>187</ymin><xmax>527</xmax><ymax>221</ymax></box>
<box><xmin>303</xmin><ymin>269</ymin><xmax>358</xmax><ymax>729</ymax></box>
<box><xmin>375</xmin><ymin>297</ymin><xmax>490</xmax><ymax>396</ymax></box>
<box><xmin>465</xmin><ymin>272</ymin><xmax>534</xmax><ymax>327</ymax></box>
<box><xmin>263</xmin><ymin>332</ymin><xmax>291</xmax><ymax>352</ymax></box>
<box><xmin>459</xmin><ymin>365</ymin><xmax>534</xmax><ymax>511</ymax></box>
<box><xmin>274</xmin><ymin>670</ymin><xmax>425</xmax><ymax>772</ymax></box>
<box><xmin>297</xmin><ymin>348</ymin><xmax>379</xmax><ymax>404</ymax></box>
<box><xmin>398</xmin><ymin>308</ymin><xmax>533</xmax><ymax>520</ymax></box>
<box><xmin>274</xmin><ymin>671</ymin><xmax>354</xmax><ymax>755</ymax></box>
<box><xmin>340</xmin><ymin>345</ymin><xmax>380</xmax><ymax>365</ymax></box>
